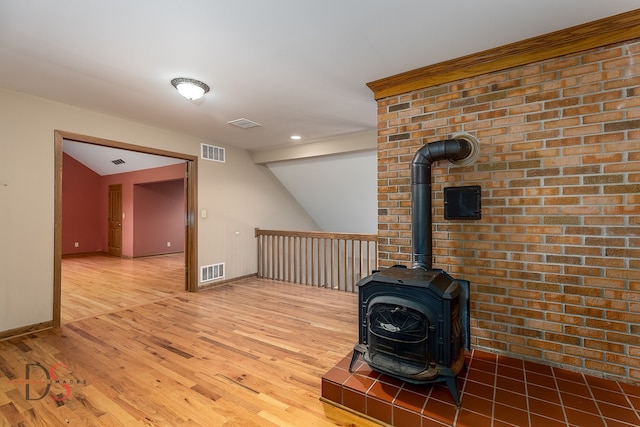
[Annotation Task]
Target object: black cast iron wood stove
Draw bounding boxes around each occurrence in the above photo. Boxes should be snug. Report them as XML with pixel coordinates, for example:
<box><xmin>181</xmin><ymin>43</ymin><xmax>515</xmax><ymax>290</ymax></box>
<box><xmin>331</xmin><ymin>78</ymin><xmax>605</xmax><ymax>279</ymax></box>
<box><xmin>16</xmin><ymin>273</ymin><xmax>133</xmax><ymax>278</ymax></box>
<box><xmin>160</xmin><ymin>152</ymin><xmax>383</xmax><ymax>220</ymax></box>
<box><xmin>349</xmin><ymin>137</ymin><xmax>476</xmax><ymax>405</ymax></box>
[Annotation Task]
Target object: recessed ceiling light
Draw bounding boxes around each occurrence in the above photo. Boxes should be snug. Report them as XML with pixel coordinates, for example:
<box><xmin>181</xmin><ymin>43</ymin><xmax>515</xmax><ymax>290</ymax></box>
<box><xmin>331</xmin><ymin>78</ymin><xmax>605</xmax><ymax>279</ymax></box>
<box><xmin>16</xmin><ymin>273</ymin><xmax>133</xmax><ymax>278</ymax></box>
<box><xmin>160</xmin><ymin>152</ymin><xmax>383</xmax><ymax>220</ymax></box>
<box><xmin>171</xmin><ymin>77</ymin><xmax>210</xmax><ymax>100</ymax></box>
<box><xmin>290</xmin><ymin>135</ymin><xmax>301</xmax><ymax>140</ymax></box>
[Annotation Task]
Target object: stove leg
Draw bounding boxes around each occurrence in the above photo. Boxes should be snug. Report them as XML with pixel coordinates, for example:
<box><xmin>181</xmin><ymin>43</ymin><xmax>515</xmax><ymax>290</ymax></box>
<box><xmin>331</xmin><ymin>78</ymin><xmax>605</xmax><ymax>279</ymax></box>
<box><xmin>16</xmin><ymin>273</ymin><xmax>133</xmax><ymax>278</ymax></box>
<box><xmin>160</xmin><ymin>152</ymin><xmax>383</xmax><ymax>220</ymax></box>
<box><xmin>445</xmin><ymin>376</ymin><xmax>461</xmax><ymax>407</ymax></box>
<box><xmin>349</xmin><ymin>344</ymin><xmax>366</xmax><ymax>372</ymax></box>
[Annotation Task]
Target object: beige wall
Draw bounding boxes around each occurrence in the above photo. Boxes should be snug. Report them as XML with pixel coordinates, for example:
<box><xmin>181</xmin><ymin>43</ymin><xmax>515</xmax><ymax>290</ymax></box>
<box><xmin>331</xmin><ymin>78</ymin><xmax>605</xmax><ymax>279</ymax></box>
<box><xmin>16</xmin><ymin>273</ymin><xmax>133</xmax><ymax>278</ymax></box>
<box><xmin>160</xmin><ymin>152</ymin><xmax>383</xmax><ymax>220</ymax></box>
<box><xmin>0</xmin><ymin>88</ymin><xmax>319</xmax><ymax>333</ymax></box>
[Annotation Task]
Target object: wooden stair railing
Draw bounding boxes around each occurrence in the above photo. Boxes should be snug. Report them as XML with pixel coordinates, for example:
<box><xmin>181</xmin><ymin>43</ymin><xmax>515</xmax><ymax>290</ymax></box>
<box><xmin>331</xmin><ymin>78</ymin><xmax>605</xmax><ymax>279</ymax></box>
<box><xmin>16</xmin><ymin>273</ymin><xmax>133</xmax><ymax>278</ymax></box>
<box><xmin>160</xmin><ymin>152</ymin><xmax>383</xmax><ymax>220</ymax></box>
<box><xmin>255</xmin><ymin>228</ymin><xmax>378</xmax><ymax>292</ymax></box>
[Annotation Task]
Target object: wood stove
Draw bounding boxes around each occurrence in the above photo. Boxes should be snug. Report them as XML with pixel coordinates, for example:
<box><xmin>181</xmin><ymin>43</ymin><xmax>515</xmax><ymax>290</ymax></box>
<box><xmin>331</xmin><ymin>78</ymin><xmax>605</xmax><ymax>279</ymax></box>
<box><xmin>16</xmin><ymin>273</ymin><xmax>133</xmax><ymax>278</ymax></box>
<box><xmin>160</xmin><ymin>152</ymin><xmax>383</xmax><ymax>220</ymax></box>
<box><xmin>350</xmin><ymin>265</ymin><xmax>469</xmax><ymax>404</ymax></box>
<box><xmin>349</xmin><ymin>136</ymin><xmax>478</xmax><ymax>405</ymax></box>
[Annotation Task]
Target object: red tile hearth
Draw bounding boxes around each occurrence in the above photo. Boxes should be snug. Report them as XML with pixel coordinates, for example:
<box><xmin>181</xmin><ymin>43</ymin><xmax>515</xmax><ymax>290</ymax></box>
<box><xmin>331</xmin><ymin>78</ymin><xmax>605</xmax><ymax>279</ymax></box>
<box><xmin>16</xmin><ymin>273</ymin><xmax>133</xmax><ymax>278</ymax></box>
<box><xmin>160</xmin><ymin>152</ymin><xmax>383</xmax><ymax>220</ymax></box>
<box><xmin>321</xmin><ymin>349</ymin><xmax>640</xmax><ymax>427</ymax></box>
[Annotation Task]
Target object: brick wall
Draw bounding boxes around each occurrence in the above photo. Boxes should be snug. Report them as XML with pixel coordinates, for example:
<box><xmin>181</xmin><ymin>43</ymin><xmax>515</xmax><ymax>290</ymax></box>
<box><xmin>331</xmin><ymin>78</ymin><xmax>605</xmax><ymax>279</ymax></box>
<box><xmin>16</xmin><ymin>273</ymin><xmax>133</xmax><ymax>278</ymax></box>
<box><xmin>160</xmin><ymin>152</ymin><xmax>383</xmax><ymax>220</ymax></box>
<box><xmin>376</xmin><ymin>40</ymin><xmax>640</xmax><ymax>382</ymax></box>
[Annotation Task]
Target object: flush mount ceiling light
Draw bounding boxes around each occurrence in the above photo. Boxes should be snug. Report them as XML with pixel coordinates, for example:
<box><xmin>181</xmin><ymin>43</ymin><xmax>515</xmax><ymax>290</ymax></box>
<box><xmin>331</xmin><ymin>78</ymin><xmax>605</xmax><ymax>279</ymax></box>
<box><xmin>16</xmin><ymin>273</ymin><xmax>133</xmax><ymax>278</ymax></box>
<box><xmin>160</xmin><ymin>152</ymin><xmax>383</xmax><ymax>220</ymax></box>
<box><xmin>171</xmin><ymin>77</ymin><xmax>210</xmax><ymax>100</ymax></box>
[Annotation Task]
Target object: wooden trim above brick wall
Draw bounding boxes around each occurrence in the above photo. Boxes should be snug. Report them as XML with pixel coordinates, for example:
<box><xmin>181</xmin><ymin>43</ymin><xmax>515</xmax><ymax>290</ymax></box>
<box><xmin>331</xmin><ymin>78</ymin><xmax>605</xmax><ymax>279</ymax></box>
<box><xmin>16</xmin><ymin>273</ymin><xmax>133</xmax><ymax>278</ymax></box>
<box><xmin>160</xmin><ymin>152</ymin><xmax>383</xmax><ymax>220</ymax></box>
<box><xmin>367</xmin><ymin>9</ymin><xmax>640</xmax><ymax>100</ymax></box>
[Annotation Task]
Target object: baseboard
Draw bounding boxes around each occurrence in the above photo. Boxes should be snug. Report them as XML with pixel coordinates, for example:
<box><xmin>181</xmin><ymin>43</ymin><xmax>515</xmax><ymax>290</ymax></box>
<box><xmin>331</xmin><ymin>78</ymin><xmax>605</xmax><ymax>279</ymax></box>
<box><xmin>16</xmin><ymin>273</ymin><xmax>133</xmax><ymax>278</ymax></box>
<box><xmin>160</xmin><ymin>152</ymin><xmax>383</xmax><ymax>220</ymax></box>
<box><xmin>198</xmin><ymin>273</ymin><xmax>257</xmax><ymax>291</ymax></box>
<box><xmin>62</xmin><ymin>251</ymin><xmax>184</xmax><ymax>259</ymax></box>
<box><xmin>0</xmin><ymin>320</ymin><xmax>54</xmax><ymax>341</ymax></box>
<box><xmin>62</xmin><ymin>251</ymin><xmax>106</xmax><ymax>259</ymax></box>
<box><xmin>133</xmin><ymin>251</ymin><xmax>184</xmax><ymax>259</ymax></box>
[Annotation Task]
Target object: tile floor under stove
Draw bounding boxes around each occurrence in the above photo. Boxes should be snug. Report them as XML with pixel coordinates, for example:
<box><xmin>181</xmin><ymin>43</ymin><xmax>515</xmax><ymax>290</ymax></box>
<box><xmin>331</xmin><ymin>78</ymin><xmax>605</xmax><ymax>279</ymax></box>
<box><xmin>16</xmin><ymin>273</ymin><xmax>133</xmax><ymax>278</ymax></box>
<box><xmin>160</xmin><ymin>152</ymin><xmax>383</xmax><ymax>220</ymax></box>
<box><xmin>321</xmin><ymin>349</ymin><xmax>640</xmax><ymax>427</ymax></box>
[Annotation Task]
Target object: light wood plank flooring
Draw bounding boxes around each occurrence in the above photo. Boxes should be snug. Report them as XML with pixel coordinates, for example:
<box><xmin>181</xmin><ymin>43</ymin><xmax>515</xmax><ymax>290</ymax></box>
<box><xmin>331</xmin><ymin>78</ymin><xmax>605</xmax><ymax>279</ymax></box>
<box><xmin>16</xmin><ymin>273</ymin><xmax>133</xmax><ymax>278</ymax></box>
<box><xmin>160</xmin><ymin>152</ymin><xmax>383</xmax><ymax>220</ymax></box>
<box><xmin>1</xmin><ymin>255</ymin><xmax>377</xmax><ymax>426</ymax></box>
<box><xmin>61</xmin><ymin>253</ymin><xmax>186</xmax><ymax>324</ymax></box>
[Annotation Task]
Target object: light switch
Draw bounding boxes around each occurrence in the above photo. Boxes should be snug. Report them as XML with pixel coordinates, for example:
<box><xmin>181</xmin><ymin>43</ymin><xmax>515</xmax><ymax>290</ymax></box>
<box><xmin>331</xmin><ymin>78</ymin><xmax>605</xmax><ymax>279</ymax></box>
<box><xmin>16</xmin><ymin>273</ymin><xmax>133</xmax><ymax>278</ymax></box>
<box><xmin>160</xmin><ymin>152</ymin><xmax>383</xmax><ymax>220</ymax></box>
<box><xmin>201</xmin><ymin>209</ymin><xmax>207</xmax><ymax>218</ymax></box>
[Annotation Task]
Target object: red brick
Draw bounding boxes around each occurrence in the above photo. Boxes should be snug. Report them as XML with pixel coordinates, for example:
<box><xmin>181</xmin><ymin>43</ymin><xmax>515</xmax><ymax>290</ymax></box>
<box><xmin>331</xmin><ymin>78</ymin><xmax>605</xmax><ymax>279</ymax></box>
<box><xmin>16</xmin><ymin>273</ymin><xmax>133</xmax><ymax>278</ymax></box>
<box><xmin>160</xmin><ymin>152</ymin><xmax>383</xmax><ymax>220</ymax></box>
<box><xmin>583</xmin><ymin>338</ymin><xmax>623</xmax><ymax>352</ymax></box>
<box><xmin>564</xmin><ymin>305</ymin><xmax>603</xmax><ymax>318</ymax></box>
<box><xmin>527</xmin><ymin>319</ymin><xmax>562</xmax><ymax>332</ymax></box>
<box><xmin>564</xmin><ymin>346</ymin><xmax>605</xmax><ymax>362</ymax></box>
<box><xmin>606</xmin><ymin>354</ymin><xmax>640</xmax><ymax>369</ymax></box>
<box><xmin>546</xmin><ymin>313</ymin><xmax>583</xmax><ymax>325</ymax></box>
<box><xmin>564</xmin><ymin>326</ymin><xmax>603</xmax><ymax>339</ymax></box>
<box><xmin>585</xmin><ymin>360</ymin><xmax>626</xmax><ymax>376</ymax></box>
<box><xmin>586</xmin><ymin>319</ymin><xmax>627</xmax><ymax>332</ymax></box>
<box><xmin>545</xmin><ymin>353</ymin><xmax>585</xmax><ymax>369</ymax></box>
<box><xmin>509</xmin><ymin>345</ymin><xmax>542</xmax><ymax>359</ymax></box>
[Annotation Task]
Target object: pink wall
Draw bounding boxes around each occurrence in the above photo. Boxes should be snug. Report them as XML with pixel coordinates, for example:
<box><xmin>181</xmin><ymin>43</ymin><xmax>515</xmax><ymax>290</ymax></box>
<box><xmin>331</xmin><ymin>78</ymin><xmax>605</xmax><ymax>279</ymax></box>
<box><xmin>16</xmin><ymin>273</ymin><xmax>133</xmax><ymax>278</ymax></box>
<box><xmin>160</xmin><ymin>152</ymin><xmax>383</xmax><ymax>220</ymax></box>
<box><xmin>101</xmin><ymin>163</ymin><xmax>185</xmax><ymax>257</ymax></box>
<box><xmin>133</xmin><ymin>179</ymin><xmax>185</xmax><ymax>257</ymax></box>
<box><xmin>62</xmin><ymin>153</ymin><xmax>102</xmax><ymax>255</ymax></box>
<box><xmin>62</xmin><ymin>157</ymin><xmax>186</xmax><ymax>257</ymax></box>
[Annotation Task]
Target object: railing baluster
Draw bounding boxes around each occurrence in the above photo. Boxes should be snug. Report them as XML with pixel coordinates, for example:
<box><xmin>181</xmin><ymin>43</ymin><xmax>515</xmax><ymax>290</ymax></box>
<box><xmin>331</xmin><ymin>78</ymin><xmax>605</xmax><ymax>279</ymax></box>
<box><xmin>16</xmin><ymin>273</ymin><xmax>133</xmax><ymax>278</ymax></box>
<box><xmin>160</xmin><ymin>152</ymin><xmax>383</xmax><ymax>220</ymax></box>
<box><xmin>303</xmin><ymin>237</ymin><xmax>307</xmax><ymax>284</ymax></box>
<box><xmin>321</xmin><ymin>238</ymin><xmax>325</xmax><ymax>287</ymax></box>
<box><xmin>337</xmin><ymin>239</ymin><xmax>341</xmax><ymax>291</ymax></box>
<box><xmin>288</xmin><ymin>235</ymin><xmax>292</xmax><ymax>282</ymax></box>
<box><xmin>274</xmin><ymin>235</ymin><xmax>279</xmax><ymax>280</ymax></box>
<box><xmin>351</xmin><ymin>239</ymin><xmax>355</xmax><ymax>292</ymax></box>
<box><xmin>271</xmin><ymin>235</ymin><xmax>276</xmax><ymax>279</ymax></box>
<box><xmin>257</xmin><ymin>233</ymin><xmax>262</xmax><ymax>278</ymax></box>
<box><xmin>365</xmin><ymin>239</ymin><xmax>369</xmax><ymax>277</ymax></box>
<box><xmin>254</xmin><ymin>228</ymin><xmax>377</xmax><ymax>292</ymax></box>
<box><xmin>358</xmin><ymin>240</ymin><xmax>363</xmax><ymax>287</ymax></box>
<box><xmin>293</xmin><ymin>236</ymin><xmax>302</xmax><ymax>283</ymax></box>
<box><xmin>318</xmin><ymin>239</ymin><xmax>322</xmax><ymax>287</ymax></box>
<box><xmin>282</xmin><ymin>235</ymin><xmax>287</xmax><ymax>282</ymax></box>
<box><xmin>264</xmin><ymin>234</ymin><xmax>268</xmax><ymax>278</ymax></box>
<box><xmin>281</xmin><ymin>235</ymin><xmax>286</xmax><ymax>281</ymax></box>
<box><xmin>311</xmin><ymin>237</ymin><xmax>315</xmax><ymax>286</ymax></box>
<box><xmin>278</xmin><ymin>235</ymin><xmax>282</xmax><ymax>280</ymax></box>
<box><xmin>330</xmin><ymin>238</ymin><xmax>335</xmax><ymax>289</ymax></box>
<box><xmin>343</xmin><ymin>239</ymin><xmax>348</xmax><ymax>292</ymax></box>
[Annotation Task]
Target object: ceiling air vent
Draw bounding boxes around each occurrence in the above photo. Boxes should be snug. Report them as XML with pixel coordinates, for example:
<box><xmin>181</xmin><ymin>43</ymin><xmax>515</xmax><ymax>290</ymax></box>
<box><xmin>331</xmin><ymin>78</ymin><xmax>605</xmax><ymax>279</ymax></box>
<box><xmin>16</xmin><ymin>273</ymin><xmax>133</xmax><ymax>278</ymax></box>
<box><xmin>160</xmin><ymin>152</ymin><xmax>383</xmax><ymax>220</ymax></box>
<box><xmin>227</xmin><ymin>118</ymin><xmax>261</xmax><ymax>129</ymax></box>
<box><xmin>201</xmin><ymin>143</ymin><xmax>225</xmax><ymax>163</ymax></box>
<box><xmin>111</xmin><ymin>158</ymin><xmax>126</xmax><ymax>165</ymax></box>
<box><xmin>201</xmin><ymin>263</ymin><xmax>224</xmax><ymax>282</ymax></box>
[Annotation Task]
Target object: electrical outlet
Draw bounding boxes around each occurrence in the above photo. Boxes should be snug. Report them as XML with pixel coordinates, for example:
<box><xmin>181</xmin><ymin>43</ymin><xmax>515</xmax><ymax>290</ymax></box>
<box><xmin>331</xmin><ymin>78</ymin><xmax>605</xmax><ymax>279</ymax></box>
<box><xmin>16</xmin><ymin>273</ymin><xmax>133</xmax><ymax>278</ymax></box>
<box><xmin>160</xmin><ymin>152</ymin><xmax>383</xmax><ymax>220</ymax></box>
<box><xmin>74</xmin><ymin>242</ymin><xmax>79</xmax><ymax>248</ymax></box>
<box><xmin>167</xmin><ymin>242</ymin><xmax>171</xmax><ymax>247</ymax></box>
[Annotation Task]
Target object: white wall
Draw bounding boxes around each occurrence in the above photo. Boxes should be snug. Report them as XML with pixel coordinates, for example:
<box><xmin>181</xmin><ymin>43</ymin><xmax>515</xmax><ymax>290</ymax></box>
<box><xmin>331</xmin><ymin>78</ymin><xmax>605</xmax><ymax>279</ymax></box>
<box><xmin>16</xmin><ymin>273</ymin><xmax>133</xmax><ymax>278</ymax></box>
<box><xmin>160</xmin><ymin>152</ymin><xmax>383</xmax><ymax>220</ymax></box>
<box><xmin>267</xmin><ymin>150</ymin><xmax>377</xmax><ymax>233</ymax></box>
<box><xmin>0</xmin><ymin>88</ymin><xmax>319</xmax><ymax>333</ymax></box>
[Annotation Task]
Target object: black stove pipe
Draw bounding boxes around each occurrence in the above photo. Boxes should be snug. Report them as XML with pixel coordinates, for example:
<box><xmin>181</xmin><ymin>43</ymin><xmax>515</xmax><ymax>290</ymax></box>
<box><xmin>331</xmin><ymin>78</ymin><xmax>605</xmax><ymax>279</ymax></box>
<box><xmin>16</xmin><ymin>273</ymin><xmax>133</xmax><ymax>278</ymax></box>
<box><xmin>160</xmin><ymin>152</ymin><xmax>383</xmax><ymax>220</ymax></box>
<box><xmin>411</xmin><ymin>139</ymin><xmax>473</xmax><ymax>270</ymax></box>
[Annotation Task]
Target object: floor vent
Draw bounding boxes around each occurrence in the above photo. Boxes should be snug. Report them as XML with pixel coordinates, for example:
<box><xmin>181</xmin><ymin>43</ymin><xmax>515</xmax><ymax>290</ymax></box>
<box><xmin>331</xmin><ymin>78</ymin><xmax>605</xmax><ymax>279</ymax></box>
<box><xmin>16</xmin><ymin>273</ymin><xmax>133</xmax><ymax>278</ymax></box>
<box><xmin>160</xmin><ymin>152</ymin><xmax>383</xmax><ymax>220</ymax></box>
<box><xmin>201</xmin><ymin>263</ymin><xmax>225</xmax><ymax>282</ymax></box>
<box><xmin>201</xmin><ymin>144</ymin><xmax>225</xmax><ymax>162</ymax></box>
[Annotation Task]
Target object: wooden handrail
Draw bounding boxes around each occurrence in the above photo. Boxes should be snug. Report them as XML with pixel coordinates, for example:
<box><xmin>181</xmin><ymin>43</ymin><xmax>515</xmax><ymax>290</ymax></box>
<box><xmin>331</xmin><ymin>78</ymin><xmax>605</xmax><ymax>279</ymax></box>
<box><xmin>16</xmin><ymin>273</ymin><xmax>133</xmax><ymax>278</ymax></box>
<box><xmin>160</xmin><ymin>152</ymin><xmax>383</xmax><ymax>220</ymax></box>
<box><xmin>255</xmin><ymin>228</ymin><xmax>378</xmax><ymax>292</ymax></box>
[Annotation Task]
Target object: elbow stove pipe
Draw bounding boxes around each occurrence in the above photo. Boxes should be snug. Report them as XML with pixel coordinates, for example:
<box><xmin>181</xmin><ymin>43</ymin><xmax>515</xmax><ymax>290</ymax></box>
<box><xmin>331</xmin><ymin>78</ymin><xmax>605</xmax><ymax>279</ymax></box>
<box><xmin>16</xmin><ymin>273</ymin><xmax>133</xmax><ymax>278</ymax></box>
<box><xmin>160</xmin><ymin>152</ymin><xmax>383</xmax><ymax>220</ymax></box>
<box><xmin>411</xmin><ymin>134</ymin><xmax>479</xmax><ymax>270</ymax></box>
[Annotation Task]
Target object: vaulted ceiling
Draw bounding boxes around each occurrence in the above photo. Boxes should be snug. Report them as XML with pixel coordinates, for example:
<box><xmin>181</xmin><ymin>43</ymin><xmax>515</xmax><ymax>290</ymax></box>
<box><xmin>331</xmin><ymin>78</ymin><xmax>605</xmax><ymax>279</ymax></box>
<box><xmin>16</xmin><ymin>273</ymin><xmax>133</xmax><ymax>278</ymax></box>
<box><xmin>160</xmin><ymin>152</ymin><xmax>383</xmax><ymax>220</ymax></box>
<box><xmin>1</xmin><ymin>1</ymin><xmax>637</xmax><ymax>152</ymax></box>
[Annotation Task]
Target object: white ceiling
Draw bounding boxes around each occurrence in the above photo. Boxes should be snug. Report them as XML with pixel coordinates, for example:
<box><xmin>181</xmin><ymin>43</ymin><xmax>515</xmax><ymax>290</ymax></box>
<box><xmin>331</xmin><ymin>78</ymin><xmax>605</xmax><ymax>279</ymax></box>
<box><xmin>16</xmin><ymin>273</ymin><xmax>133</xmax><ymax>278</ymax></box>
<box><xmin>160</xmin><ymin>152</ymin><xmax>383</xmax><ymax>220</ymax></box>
<box><xmin>63</xmin><ymin>140</ymin><xmax>185</xmax><ymax>176</ymax></box>
<box><xmin>1</xmin><ymin>1</ymin><xmax>638</xmax><ymax>152</ymax></box>
<box><xmin>268</xmin><ymin>150</ymin><xmax>378</xmax><ymax>233</ymax></box>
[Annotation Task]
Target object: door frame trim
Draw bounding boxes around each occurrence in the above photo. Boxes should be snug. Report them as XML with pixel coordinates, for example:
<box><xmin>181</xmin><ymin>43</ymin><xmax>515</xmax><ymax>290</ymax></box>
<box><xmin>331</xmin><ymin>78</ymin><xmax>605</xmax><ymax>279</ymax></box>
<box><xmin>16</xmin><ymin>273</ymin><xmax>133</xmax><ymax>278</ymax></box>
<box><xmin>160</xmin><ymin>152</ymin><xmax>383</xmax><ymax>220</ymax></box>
<box><xmin>54</xmin><ymin>130</ymin><xmax>198</xmax><ymax>327</ymax></box>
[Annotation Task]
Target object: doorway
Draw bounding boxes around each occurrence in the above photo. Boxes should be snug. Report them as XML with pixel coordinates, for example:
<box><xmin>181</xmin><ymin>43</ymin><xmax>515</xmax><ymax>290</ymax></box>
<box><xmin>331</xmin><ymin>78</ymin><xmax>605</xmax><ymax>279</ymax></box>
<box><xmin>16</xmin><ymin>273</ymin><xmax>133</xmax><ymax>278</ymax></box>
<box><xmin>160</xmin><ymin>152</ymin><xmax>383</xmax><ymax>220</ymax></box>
<box><xmin>108</xmin><ymin>184</ymin><xmax>123</xmax><ymax>257</ymax></box>
<box><xmin>53</xmin><ymin>130</ymin><xmax>198</xmax><ymax>327</ymax></box>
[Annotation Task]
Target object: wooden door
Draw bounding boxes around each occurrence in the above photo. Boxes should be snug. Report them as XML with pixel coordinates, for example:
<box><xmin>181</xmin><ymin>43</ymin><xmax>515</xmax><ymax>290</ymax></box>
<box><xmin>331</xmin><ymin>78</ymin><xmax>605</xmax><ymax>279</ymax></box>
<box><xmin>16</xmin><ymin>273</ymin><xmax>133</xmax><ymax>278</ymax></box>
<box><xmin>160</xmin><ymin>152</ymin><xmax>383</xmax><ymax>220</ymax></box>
<box><xmin>108</xmin><ymin>184</ymin><xmax>123</xmax><ymax>257</ymax></box>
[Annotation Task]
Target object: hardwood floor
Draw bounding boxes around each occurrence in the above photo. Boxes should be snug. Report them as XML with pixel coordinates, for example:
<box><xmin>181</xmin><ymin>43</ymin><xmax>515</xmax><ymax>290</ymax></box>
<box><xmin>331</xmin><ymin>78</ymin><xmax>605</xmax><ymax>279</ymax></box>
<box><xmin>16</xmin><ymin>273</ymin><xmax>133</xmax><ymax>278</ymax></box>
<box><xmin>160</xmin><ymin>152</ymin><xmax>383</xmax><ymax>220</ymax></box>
<box><xmin>61</xmin><ymin>253</ymin><xmax>186</xmax><ymax>324</ymax></box>
<box><xmin>0</xmin><ymin>255</ymin><xmax>378</xmax><ymax>426</ymax></box>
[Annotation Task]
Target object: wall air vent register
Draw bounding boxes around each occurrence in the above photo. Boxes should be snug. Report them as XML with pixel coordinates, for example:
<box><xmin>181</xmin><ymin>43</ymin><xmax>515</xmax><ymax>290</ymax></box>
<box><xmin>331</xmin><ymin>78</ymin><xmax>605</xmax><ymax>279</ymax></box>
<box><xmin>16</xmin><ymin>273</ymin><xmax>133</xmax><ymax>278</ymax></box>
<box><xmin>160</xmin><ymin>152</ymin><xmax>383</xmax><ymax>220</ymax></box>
<box><xmin>200</xmin><ymin>263</ymin><xmax>225</xmax><ymax>282</ymax></box>
<box><xmin>201</xmin><ymin>143</ymin><xmax>225</xmax><ymax>163</ymax></box>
